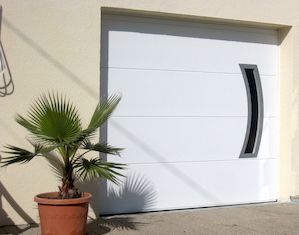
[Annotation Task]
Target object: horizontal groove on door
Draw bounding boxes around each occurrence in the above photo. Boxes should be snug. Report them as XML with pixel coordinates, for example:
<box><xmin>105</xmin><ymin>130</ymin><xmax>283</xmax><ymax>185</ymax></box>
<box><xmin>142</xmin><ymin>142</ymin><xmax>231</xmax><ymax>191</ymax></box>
<box><xmin>100</xmin><ymin>66</ymin><xmax>277</xmax><ymax>76</ymax></box>
<box><xmin>112</xmin><ymin>115</ymin><xmax>277</xmax><ymax>118</ymax></box>
<box><xmin>126</xmin><ymin>158</ymin><xmax>278</xmax><ymax>165</ymax></box>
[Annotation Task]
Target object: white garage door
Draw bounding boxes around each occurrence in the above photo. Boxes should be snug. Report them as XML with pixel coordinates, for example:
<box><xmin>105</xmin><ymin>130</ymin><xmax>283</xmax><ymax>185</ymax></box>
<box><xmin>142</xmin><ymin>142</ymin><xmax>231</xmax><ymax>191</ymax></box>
<box><xmin>100</xmin><ymin>14</ymin><xmax>278</xmax><ymax>214</ymax></box>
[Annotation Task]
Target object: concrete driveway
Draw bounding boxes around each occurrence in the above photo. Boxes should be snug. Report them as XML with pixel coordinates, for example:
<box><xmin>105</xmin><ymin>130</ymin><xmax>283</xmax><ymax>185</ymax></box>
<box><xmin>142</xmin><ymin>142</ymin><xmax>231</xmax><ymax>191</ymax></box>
<box><xmin>1</xmin><ymin>202</ymin><xmax>299</xmax><ymax>235</ymax></box>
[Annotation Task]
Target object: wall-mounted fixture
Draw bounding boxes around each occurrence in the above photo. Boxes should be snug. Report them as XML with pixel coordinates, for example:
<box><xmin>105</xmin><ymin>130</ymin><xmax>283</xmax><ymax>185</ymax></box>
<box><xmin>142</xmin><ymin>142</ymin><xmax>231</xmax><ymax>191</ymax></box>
<box><xmin>0</xmin><ymin>5</ymin><xmax>14</xmax><ymax>97</ymax></box>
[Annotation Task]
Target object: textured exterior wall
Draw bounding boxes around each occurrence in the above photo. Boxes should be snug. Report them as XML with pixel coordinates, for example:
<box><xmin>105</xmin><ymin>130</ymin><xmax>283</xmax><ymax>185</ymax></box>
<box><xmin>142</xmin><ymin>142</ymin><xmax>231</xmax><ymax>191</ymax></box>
<box><xmin>0</xmin><ymin>0</ymin><xmax>298</xmax><ymax>225</ymax></box>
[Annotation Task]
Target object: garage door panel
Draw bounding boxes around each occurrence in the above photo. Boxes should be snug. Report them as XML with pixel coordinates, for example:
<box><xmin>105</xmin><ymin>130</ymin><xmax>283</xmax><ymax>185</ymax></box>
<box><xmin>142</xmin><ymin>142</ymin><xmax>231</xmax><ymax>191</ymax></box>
<box><xmin>102</xmin><ymin>17</ymin><xmax>278</xmax><ymax>75</ymax></box>
<box><xmin>107</xmin><ymin>117</ymin><xmax>246</xmax><ymax>163</ymax></box>
<box><xmin>107</xmin><ymin>117</ymin><xmax>276</xmax><ymax>164</ymax></box>
<box><xmin>106</xmin><ymin>68</ymin><xmax>277</xmax><ymax>117</ymax></box>
<box><xmin>105</xmin><ymin>31</ymin><xmax>277</xmax><ymax>75</ymax></box>
<box><xmin>108</xmin><ymin>68</ymin><xmax>247</xmax><ymax>116</ymax></box>
<box><xmin>101</xmin><ymin>159</ymin><xmax>277</xmax><ymax>214</ymax></box>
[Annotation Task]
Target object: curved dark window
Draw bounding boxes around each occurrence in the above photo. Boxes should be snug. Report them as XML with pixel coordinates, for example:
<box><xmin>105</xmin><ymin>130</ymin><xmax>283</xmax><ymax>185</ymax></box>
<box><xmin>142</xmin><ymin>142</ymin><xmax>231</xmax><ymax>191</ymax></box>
<box><xmin>239</xmin><ymin>64</ymin><xmax>263</xmax><ymax>158</ymax></box>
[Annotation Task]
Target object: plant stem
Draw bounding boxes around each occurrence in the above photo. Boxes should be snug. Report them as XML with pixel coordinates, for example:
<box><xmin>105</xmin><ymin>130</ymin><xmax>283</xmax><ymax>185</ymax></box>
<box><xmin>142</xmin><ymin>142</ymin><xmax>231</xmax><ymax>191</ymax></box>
<box><xmin>58</xmin><ymin>147</ymin><xmax>80</xmax><ymax>199</ymax></box>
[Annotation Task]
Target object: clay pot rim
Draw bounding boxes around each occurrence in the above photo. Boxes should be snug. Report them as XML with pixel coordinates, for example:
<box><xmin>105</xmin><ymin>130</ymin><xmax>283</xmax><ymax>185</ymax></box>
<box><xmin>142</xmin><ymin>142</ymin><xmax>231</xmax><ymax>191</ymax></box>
<box><xmin>34</xmin><ymin>192</ymin><xmax>92</xmax><ymax>205</ymax></box>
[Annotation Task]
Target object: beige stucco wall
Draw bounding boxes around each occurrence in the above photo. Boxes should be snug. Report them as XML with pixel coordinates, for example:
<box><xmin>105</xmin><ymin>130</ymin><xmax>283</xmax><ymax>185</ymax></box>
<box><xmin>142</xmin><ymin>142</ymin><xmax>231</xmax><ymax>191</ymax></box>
<box><xmin>0</xmin><ymin>0</ymin><xmax>298</xmax><ymax>225</ymax></box>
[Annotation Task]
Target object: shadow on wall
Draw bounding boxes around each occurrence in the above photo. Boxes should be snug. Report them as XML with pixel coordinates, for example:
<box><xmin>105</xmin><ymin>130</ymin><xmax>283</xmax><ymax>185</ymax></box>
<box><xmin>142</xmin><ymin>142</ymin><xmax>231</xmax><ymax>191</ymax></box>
<box><xmin>3</xmin><ymin>18</ymin><xmax>94</xmax><ymax>98</ymax></box>
<box><xmin>0</xmin><ymin>182</ymin><xmax>37</xmax><ymax>233</ymax></box>
<box><xmin>78</xmin><ymin>172</ymin><xmax>157</xmax><ymax>216</ymax></box>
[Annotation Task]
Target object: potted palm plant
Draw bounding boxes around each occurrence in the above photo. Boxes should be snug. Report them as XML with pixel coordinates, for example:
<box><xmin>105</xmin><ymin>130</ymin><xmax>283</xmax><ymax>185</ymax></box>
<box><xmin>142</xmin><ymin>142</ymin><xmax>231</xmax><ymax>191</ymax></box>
<box><xmin>1</xmin><ymin>92</ymin><xmax>125</xmax><ymax>235</ymax></box>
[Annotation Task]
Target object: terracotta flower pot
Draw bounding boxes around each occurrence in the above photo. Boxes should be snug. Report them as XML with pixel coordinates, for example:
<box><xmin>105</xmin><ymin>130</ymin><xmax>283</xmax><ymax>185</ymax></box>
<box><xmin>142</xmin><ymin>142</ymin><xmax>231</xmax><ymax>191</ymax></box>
<box><xmin>34</xmin><ymin>192</ymin><xmax>92</xmax><ymax>235</ymax></box>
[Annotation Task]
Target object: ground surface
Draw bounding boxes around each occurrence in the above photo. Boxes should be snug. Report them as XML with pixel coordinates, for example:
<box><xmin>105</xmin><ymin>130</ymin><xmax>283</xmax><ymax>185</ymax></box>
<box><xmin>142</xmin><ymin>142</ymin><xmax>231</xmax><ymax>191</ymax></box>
<box><xmin>1</xmin><ymin>202</ymin><xmax>299</xmax><ymax>234</ymax></box>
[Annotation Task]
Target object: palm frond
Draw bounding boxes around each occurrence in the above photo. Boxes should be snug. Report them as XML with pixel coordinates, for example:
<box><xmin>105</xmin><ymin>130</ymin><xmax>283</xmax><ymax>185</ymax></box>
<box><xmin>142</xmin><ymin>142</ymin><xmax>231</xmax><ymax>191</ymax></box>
<box><xmin>74</xmin><ymin>158</ymin><xmax>125</xmax><ymax>184</ymax></box>
<box><xmin>88</xmin><ymin>95</ymin><xmax>121</xmax><ymax>131</ymax></box>
<box><xmin>16</xmin><ymin>92</ymin><xmax>82</xmax><ymax>144</ymax></box>
<box><xmin>1</xmin><ymin>143</ymin><xmax>44</xmax><ymax>166</ymax></box>
<box><xmin>61</xmin><ymin>95</ymin><xmax>121</xmax><ymax>148</ymax></box>
<box><xmin>81</xmin><ymin>139</ymin><xmax>123</xmax><ymax>155</ymax></box>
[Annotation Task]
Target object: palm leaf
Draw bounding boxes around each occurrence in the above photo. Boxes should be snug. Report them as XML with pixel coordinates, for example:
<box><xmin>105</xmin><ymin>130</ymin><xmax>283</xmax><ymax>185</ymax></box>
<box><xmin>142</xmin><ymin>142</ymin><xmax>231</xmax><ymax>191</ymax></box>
<box><xmin>88</xmin><ymin>95</ymin><xmax>121</xmax><ymax>131</ymax></box>
<box><xmin>1</xmin><ymin>143</ymin><xmax>44</xmax><ymax>166</ymax></box>
<box><xmin>61</xmin><ymin>95</ymin><xmax>121</xmax><ymax>148</ymax></box>
<box><xmin>74</xmin><ymin>158</ymin><xmax>125</xmax><ymax>184</ymax></box>
<box><xmin>81</xmin><ymin>139</ymin><xmax>123</xmax><ymax>155</ymax></box>
<box><xmin>16</xmin><ymin>92</ymin><xmax>82</xmax><ymax>144</ymax></box>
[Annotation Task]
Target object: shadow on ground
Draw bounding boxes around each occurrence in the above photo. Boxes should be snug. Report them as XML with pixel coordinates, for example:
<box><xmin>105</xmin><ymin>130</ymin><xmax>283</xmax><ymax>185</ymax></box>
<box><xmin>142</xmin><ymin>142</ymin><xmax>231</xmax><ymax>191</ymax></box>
<box><xmin>87</xmin><ymin>216</ymin><xmax>146</xmax><ymax>235</ymax></box>
<box><xmin>0</xmin><ymin>216</ymin><xmax>145</xmax><ymax>235</ymax></box>
<box><xmin>0</xmin><ymin>224</ymin><xmax>38</xmax><ymax>235</ymax></box>
<box><xmin>0</xmin><ymin>181</ymin><xmax>38</xmax><ymax>234</ymax></box>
